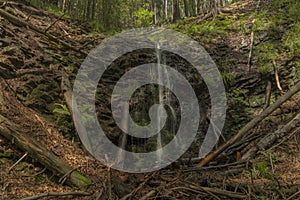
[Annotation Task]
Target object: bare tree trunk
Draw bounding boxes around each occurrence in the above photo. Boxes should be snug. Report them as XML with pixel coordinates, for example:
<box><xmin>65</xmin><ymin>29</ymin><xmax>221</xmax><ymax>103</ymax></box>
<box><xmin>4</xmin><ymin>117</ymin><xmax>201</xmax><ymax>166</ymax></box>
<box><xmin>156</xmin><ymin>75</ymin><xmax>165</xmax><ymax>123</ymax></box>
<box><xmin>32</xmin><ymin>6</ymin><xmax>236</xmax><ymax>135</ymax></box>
<box><xmin>164</xmin><ymin>0</ymin><xmax>168</xmax><ymax>20</ymax></box>
<box><xmin>152</xmin><ymin>0</ymin><xmax>157</xmax><ymax>25</ymax></box>
<box><xmin>172</xmin><ymin>0</ymin><xmax>180</xmax><ymax>22</ymax></box>
<box><xmin>183</xmin><ymin>0</ymin><xmax>189</xmax><ymax>17</ymax></box>
<box><xmin>191</xmin><ymin>0</ymin><xmax>196</xmax><ymax>16</ymax></box>
<box><xmin>86</xmin><ymin>0</ymin><xmax>92</xmax><ymax>21</ymax></box>
<box><xmin>197</xmin><ymin>0</ymin><xmax>204</xmax><ymax>15</ymax></box>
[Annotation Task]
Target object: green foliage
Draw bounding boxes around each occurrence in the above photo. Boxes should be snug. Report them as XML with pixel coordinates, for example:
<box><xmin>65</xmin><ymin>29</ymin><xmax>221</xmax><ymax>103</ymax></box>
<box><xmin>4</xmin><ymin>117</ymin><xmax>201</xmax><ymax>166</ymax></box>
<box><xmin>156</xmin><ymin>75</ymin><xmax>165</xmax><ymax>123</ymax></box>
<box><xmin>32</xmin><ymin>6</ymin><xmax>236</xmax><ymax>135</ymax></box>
<box><xmin>253</xmin><ymin>161</ymin><xmax>274</xmax><ymax>179</ymax></box>
<box><xmin>283</xmin><ymin>24</ymin><xmax>300</xmax><ymax>56</ymax></box>
<box><xmin>221</xmin><ymin>70</ymin><xmax>234</xmax><ymax>87</ymax></box>
<box><xmin>185</xmin><ymin>18</ymin><xmax>232</xmax><ymax>36</ymax></box>
<box><xmin>133</xmin><ymin>8</ymin><xmax>153</xmax><ymax>27</ymax></box>
<box><xmin>53</xmin><ymin>103</ymin><xmax>70</xmax><ymax>116</ymax></box>
<box><xmin>227</xmin><ymin>88</ymin><xmax>251</xmax><ymax>133</ymax></box>
<box><xmin>251</xmin><ymin>151</ymin><xmax>285</xmax><ymax>179</ymax></box>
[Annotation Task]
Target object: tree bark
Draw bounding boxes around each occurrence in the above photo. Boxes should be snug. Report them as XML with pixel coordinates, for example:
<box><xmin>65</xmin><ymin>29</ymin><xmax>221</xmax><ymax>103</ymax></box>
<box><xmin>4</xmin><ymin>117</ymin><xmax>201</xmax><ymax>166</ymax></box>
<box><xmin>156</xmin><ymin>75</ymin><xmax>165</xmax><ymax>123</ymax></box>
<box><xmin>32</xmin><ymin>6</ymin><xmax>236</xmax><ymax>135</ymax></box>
<box><xmin>164</xmin><ymin>0</ymin><xmax>168</xmax><ymax>20</ymax></box>
<box><xmin>183</xmin><ymin>0</ymin><xmax>189</xmax><ymax>17</ymax></box>
<box><xmin>190</xmin><ymin>0</ymin><xmax>196</xmax><ymax>16</ymax></box>
<box><xmin>172</xmin><ymin>0</ymin><xmax>180</xmax><ymax>22</ymax></box>
<box><xmin>152</xmin><ymin>0</ymin><xmax>157</xmax><ymax>25</ymax></box>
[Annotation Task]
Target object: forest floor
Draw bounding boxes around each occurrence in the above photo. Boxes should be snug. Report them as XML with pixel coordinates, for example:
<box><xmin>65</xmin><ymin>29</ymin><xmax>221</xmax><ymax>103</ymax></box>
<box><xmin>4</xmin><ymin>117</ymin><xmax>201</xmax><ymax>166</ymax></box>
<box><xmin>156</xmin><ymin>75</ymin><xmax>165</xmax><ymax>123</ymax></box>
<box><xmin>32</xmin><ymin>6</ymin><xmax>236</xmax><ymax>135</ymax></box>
<box><xmin>0</xmin><ymin>0</ymin><xmax>300</xmax><ymax>199</ymax></box>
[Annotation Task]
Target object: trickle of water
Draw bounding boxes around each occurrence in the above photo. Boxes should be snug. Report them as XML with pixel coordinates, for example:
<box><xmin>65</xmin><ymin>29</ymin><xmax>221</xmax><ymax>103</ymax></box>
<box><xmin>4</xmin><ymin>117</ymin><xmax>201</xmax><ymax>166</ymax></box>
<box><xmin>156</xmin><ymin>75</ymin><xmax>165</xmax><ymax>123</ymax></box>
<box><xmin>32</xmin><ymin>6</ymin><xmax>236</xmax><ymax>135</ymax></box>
<box><xmin>156</xmin><ymin>42</ymin><xmax>163</xmax><ymax>162</ymax></box>
<box><xmin>155</xmin><ymin>42</ymin><xmax>177</xmax><ymax>164</ymax></box>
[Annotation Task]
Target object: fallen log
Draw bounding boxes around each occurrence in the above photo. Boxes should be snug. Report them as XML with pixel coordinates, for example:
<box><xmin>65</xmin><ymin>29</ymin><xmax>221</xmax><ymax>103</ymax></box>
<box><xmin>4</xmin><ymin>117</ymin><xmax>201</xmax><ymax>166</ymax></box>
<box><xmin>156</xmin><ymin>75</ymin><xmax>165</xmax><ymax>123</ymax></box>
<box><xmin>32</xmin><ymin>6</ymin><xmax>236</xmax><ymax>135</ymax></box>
<box><xmin>18</xmin><ymin>191</ymin><xmax>91</xmax><ymax>200</ymax></box>
<box><xmin>0</xmin><ymin>114</ymin><xmax>91</xmax><ymax>188</ymax></box>
<box><xmin>0</xmin><ymin>78</ymin><xmax>91</xmax><ymax>188</ymax></box>
<box><xmin>196</xmin><ymin>81</ymin><xmax>300</xmax><ymax>168</ymax></box>
<box><xmin>242</xmin><ymin>112</ymin><xmax>300</xmax><ymax>160</ymax></box>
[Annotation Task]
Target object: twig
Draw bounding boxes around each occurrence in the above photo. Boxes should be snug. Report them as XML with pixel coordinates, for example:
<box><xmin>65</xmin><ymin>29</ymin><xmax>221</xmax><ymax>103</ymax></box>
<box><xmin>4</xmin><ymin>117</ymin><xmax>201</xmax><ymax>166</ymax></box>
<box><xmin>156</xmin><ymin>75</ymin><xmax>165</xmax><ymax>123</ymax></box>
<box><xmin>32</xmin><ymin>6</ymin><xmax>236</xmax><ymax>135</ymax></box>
<box><xmin>0</xmin><ymin>1</ymin><xmax>7</xmax><ymax>8</ymax></box>
<box><xmin>8</xmin><ymin>152</ymin><xmax>28</xmax><ymax>172</ymax></box>
<box><xmin>45</xmin><ymin>12</ymin><xmax>65</xmax><ymax>33</ymax></box>
<box><xmin>59</xmin><ymin>167</ymin><xmax>79</xmax><ymax>185</ymax></box>
<box><xmin>287</xmin><ymin>190</ymin><xmax>300</xmax><ymax>200</ymax></box>
<box><xmin>268</xmin><ymin>127</ymin><xmax>300</xmax><ymax>151</ymax></box>
<box><xmin>107</xmin><ymin>167</ymin><xmax>112</xmax><ymax>200</ymax></box>
<box><xmin>120</xmin><ymin>172</ymin><xmax>158</xmax><ymax>200</ymax></box>
<box><xmin>197</xmin><ymin>81</ymin><xmax>300</xmax><ymax>168</ymax></box>
<box><xmin>273</xmin><ymin>60</ymin><xmax>283</xmax><ymax>93</ymax></box>
<box><xmin>18</xmin><ymin>191</ymin><xmax>91</xmax><ymax>200</ymax></box>
<box><xmin>95</xmin><ymin>189</ymin><xmax>104</xmax><ymax>200</ymax></box>
<box><xmin>184</xmin><ymin>161</ymin><xmax>246</xmax><ymax>172</ymax></box>
<box><xmin>247</xmin><ymin>19</ymin><xmax>256</xmax><ymax>72</ymax></box>
<box><xmin>263</xmin><ymin>80</ymin><xmax>272</xmax><ymax>110</ymax></box>
<box><xmin>140</xmin><ymin>190</ymin><xmax>157</xmax><ymax>200</ymax></box>
<box><xmin>269</xmin><ymin>153</ymin><xmax>274</xmax><ymax>173</ymax></box>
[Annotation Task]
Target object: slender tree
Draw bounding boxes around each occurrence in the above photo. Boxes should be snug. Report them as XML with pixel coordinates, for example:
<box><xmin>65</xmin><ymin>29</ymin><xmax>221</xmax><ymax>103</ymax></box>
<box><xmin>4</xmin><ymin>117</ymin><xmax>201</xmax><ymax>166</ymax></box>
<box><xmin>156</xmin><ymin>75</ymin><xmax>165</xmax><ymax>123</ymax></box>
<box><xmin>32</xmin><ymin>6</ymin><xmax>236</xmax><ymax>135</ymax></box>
<box><xmin>172</xmin><ymin>0</ymin><xmax>180</xmax><ymax>22</ymax></box>
<box><xmin>183</xmin><ymin>0</ymin><xmax>189</xmax><ymax>17</ymax></box>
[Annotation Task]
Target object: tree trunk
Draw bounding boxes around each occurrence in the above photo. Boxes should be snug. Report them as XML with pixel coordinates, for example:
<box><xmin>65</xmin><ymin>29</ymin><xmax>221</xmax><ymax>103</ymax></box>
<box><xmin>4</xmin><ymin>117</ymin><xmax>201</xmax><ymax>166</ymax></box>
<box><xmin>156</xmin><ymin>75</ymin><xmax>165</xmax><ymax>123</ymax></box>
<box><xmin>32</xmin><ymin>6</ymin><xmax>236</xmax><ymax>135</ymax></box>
<box><xmin>172</xmin><ymin>0</ymin><xmax>180</xmax><ymax>22</ymax></box>
<box><xmin>183</xmin><ymin>0</ymin><xmax>189</xmax><ymax>17</ymax></box>
<box><xmin>152</xmin><ymin>0</ymin><xmax>157</xmax><ymax>25</ymax></box>
<box><xmin>86</xmin><ymin>0</ymin><xmax>92</xmax><ymax>21</ymax></box>
<box><xmin>164</xmin><ymin>0</ymin><xmax>168</xmax><ymax>20</ymax></box>
<box><xmin>197</xmin><ymin>0</ymin><xmax>203</xmax><ymax>15</ymax></box>
<box><xmin>190</xmin><ymin>0</ymin><xmax>196</xmax><ymax>16</ymax></box>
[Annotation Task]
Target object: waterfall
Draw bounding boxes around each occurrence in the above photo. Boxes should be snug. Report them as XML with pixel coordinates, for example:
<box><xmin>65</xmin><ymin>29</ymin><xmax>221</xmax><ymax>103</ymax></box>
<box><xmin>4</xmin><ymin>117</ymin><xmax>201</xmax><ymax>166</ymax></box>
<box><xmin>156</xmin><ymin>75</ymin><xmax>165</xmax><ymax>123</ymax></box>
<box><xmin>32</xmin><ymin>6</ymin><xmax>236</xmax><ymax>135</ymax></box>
<box><xmin>155</xmin><ymin>43</ymin><xmax>177</xmax><ymax>164</ymax></box>
<box><xmin>156</xmin><ymin>43</ymin><xmax>163</xmax><ymax>162</ymax></box>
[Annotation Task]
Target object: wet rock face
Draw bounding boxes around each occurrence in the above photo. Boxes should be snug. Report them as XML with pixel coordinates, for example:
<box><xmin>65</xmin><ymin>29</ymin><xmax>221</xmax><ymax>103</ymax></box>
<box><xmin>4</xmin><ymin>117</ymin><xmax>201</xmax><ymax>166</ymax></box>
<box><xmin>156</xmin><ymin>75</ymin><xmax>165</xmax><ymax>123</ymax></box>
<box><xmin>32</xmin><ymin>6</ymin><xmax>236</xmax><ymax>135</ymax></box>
<box><xmin>96</xmin><ymin>48</ymin><xmax>210</xmax><ymax>153</ymax></box>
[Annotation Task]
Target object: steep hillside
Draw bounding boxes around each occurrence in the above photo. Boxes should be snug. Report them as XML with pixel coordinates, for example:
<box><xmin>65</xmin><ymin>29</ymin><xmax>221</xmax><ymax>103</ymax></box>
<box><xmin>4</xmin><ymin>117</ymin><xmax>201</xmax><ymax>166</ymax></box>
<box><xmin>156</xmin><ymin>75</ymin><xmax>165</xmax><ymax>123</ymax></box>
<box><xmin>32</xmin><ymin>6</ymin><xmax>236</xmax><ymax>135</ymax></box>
<box><xmin>0</xmin><ymin>0</ymin><xmax>299</xmax><ymax>199</ymax></box>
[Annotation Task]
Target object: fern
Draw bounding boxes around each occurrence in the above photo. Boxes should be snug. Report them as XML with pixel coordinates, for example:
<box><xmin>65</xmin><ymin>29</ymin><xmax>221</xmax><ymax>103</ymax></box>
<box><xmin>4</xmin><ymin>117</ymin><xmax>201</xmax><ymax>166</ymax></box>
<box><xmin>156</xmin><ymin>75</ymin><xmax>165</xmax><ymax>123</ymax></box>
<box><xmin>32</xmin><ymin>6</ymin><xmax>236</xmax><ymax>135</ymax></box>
<box><xmin>53</xmin><ymin>103</ymin><xmax>70</xmax><ymax>116</ymax></box>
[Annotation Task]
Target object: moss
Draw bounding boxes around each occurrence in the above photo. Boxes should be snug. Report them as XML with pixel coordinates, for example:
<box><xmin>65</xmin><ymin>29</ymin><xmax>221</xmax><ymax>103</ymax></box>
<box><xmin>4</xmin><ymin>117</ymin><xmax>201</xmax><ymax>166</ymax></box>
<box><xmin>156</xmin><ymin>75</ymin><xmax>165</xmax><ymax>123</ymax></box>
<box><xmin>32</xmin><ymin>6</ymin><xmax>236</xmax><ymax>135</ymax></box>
<box><xmin>72</xmin><ymin>171</ymin><xmax>91</xmax><ymax>185</ymax></box>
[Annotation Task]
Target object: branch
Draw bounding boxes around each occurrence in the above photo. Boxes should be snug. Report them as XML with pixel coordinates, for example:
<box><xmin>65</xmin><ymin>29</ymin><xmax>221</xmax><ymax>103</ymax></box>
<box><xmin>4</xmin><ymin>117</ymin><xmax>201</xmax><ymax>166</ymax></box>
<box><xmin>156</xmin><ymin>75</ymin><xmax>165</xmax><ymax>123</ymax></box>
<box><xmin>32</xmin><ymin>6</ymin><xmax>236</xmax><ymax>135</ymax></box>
<box><xmin>18</xmin><ymin>191</ymin><xmax>91</xmax><ymax>200</ymax></box>
<box><xmin>247</xmin><ymin>19</ymin><xmax>255</xmax><ymax>71</ymax></box>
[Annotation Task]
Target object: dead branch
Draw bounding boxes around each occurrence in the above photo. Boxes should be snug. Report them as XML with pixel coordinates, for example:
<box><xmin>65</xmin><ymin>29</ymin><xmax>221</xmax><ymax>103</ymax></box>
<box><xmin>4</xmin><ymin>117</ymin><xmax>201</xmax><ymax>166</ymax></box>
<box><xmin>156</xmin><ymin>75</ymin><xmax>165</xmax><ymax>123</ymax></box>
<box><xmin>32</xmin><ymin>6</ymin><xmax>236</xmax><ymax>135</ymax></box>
<box><xmin>172</xmin><ymin>185</ymin><xmax>246</xmax><ymax>199</ymax></box>
<box><xmin>140</xmin><ymin>190</ymin><xmax>157</xmax><ymax>200</ymax></box>
<box><xmin>8</xmin><ymin>152</ymin><xmax>28</xmax><ymax>172</ymax></box>
<box><xmin>0</xmin><ymin>8</ymin><xmax>87</xmax><ymax>57</ymax></box>
<box><xmin>247</xmin><ymin>19</ymin><xmax>255</xmax><ymax>71</ymax></box>
<box><xmin>120</xmin><ymin>172</ymin><xmax>158</xmax><ymax>200</ymax></box>
<box><xmin>45</xmin><ymin>12</ymin><xmax>65</xmax><ymax>33</ymax></box>
<box><xmin>196</xmin><ymin>81</ymin><xmax>300</xmax><ymax>168</ymax></box>
<box><xmin>242</xmin><ymin>112</ymin><xmax>300</xmax><ymax>160</ymax></box>
<box><xmin>273</xmin><ymin>60</ymin><xmax>283</xmax><ymax>93</ymax></box>
<box><xmin>263</xmin><ymin>80</ymin><xmax>272</xmax><ymax>110</ymax></box>
<box><xmin>18</xmin><ymin>191</ymin><xmax>91</xmax><ymax>200</ymax></box>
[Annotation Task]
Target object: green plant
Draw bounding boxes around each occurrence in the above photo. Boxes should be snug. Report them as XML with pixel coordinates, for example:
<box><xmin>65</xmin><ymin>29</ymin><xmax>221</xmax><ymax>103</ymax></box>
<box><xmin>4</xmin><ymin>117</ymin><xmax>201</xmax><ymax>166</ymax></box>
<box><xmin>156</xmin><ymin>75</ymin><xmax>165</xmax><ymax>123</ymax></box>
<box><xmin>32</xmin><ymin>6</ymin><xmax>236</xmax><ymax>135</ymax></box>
<box><xmin>221</xmin><ymin>70</ymin><xmax>234</xmax><ymax>87</ymax></box>
<box><xmin>254</xmin><ymin>161</ymin><xmax>274</xmax><ymax>179</ymax></box>
<box><xmin>53</xmin><ymin>103</ymin><xmax>70</xmax><ymax>116</ymax></box>
<box><xmin>133</xmin><ymin>8</ymin><xmax>153</xmax><ymax>27</ymax></box>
